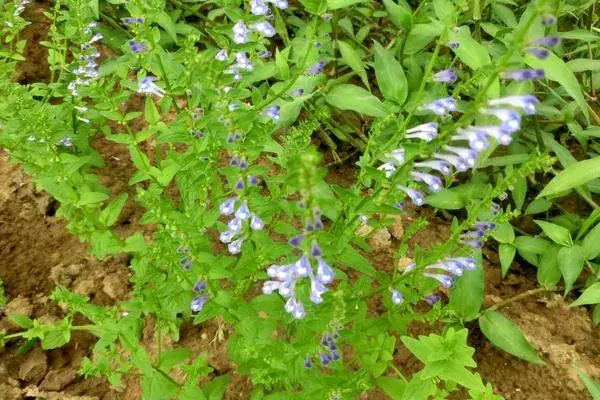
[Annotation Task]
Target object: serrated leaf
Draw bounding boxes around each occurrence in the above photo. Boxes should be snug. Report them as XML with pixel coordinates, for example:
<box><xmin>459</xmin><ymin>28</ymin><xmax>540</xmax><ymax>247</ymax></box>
<box><xmin>570</xmin><ymin>283</ymin><xmax>600</xmax><ymax>307</ymax></box>
<box><xmin>373</xmin><ymin>41</ymin><xmax>408</xmax><ymax>104</ymax></box>
<box><xmin>326</xmin><ymin>84</ymin><xmax>388</xmax><ymax>117</ymax></box>
<box><xmin>479</xmin><ymin>311</ymin><xmax>544</xmax><ymax>364</ymax></box>
<box><xmin>538</xmin><ymin>157</ymin><xmax>600</xmax><ymax>198</ymax></box>
<box><xmin>100</xmin><ymin>193</ymin><xmax>128</xmax><ymax>227</ymax></box>
<box><xmin>557</xmin><ymin>245</ymin><xmax>585</xmax><ymax>294</ymax></box>
<box><xmin>8</xmin><ymin>314</ymin><xmax>33</xmax><ymax>329</ymax></box>
<box><xmin>534</xmin><ymin>220</ymin><xmax>573</xmax><ymax>246</ymax></box>
<box><xmin>525</xmin><ymin>52</ymin><xmax>589</xmax><ymax>121</ymax></box>
<box><xmin>337</xmin><ymin>40</ymin><xmax>368</xmax><ymax>87</ymax></box>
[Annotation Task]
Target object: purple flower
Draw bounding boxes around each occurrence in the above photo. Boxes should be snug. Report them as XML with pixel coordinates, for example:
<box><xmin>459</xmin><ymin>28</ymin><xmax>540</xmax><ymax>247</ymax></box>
<box><xmin>258</xmin><ymin>50</ymin><xmax>272</xmax><ymax>58</ymax></box>
<box><xmin>251</xmin><ymin>21</ymin><xmax>276</xmax><ymax>37</ymax></box>
<box><xmin>232</xmin><ymin>21</ymin><xmax>249</xmax><ymax>44</ymax></box>
<box><xmin>228</xmin><ymin>238</ymin><xmax>244</xmax><ymax>254</ymax></box>
<box><xmin>264</xmin><ymin>105</ymin><xmax>280</xmax><ymax>121</ymax></box>
<box><xmin>219</xmin><ymin>197</ymin><xmax>237</xmax><ymax>215</ymax></box>
<box><xmin>319</xmin><ymin>352</ymin><xmax>331</xmax><ymax>365</ymax></box>
<box><xmin>137</xmin><ymin>77</ymin><xmax>165</xmax><ymax>97</ymax></box>
<box><xmin>446</xmin><ymin>41</ymin><xmax>460</xmax><ymax>49</ymax></box>
<box><xmin>424</xmin><ymin>272</ymin><xmax>454</xmax><ymax>288</ymax></box>
<box><xmin>421</xmin><ymin>97</ymin><xmax>456</xmax><ymax>115</ymax></box>
<box><xmin>391</xmin><ymin>290</ymin><xmax>403</xmax><ymax>305</ymax></box>
<box><xmin>426</xmin><ymin>261</ymin><xmax>463</xmax><ymax>277</ymax></box>
<box><xmin>250</xmin><ymin>214</ymin><xmax>264</xmax><ymax>230</ymax></box>
<box><xmin>219</xmin><ymin>230</ymin><xmax>235</xmax><ymax>243</ymax></box>
<box><xmin>488</xmin><ymin>95</ymin><xmax>539</xmax><ymax>115</ymax></box>
<box><xmin>248</xmin><ymin>176</ymin><xmax>260</xmax><ymax>186</ymax></box>
<box><xmin>284</xmin><ymin>297</ymin><xmax>305</xmax><ymax>319</ymax></box>
<box><xmin>215</xmin><ymin>49</ymin><xmax>228</xmax><ymax>61</ymax></box>
<box><xmin>291</xmin><ymin>88</ymin><xmax>305</xmax><ymax>96</ymax></box>
<box><xmin>474</xmin><ymin>221</ymin><xmax>496</xmax><ymax>231</ymax></box>
<box><xmin>397</xmin><ymin>185</ymin><xmax>424</xmax><ymax>206</ymax></box>
<box><xmin>193</xmin><ymin>280</ymin><xmax>207</xmax><ymax>292</ymax></box>
<box><xmin>483</xmin><ymin>108</ymin><xmax>521</xmax><ymax>132</ymax></box>
<box><xmin>179</xmin><ymin>256</ymin><xmax>193</xmax><ymax>270</ymax></box>
<box><xmin>433</xmin><ymin>152</ymin><xmax>468</xmax><ymax>172</ymax></box>
<box><xmin>490</xmin><ymin>202</ymin><xmax>500</xmax><ymax>215</ymax></box>
<box><xmin>227</xmin><ymin>217</ymin><xmax>243</xmax><ymax>234</ymax></box>
<box><xmin>250</xmin><ymin>0</ymin><xmax>270</xmax><ymax>15</ymax></box>
<box><xmin>453</xmin><ymin>129</ymin><xmax>490</xmax><ymax>151</ymax></box>
<box><xmin>289</xmin><ymin>234</ymin><xmax>305</xmax><ymax>247</ymax></box>
<box><xmin>268</xmin><ymin>0</ymin><xmax>288</xmax><ymax>9</ymax></box>
<box><xmin>386</xmin><ymin>148</ymin><xmax>405</xmax><ymax>165</ymax></box>
<box><xmin>262</xmin><ymin>280</ymin><xmax>280</xmax><ymax>294</ymax></box>
<box><xmin>414</xmin><ymin>160</ymin><xmax>451</xmax><ymax>175</ymax></box>
<box><xmin>295</xmin><ymin>255</ymin><xmax>311</xmax><ymax>277</ymax></box>
<box><xmin>461</xmin><ymin>239</ymin><xmax>483</xmax><ymax>248</ymax></box>
<box><xmin>424</xmin><ymin>294</ymin><xmax>441</xmax><ymax>306</ymax></box>
<box><xmin>235</xmin><ymin>179</ymin><xmax>245</xmax><ymax>190</ymax></box>
<box><xmin>304</xmin><ymin>356</ymin><xmax>312</xmax><ymax>368</ymax></box>
<box><xmin>433</xmin><ymin>69</ymin><xmax>457</xmax><ymax>84</ymax></box>
<box><xmin>235</xmin><ymin>201</ymin><xmax>252</xmax><ymax>220</ymax></box>
<box><xmin>310</xmin><ymin>278</ymin><xmax>326</xmax><ymax>304</ymax></box>
<box><xmin>541</xmin><ymin>14</ymin><xmax>557</xmax><ymax>26</ymax></box>
<box><xmin>307</xmin><ymin>61</ymin><xmax>325</xmax><ymax>75</ymax></box>
<box><xmin>526</xmin><ymin>47</ymin><xmax>550</xmax><ymax>60</ymax></box>
<box><xmin>443</xmin><ymin>145</ymin><xmax>478</xmax><ymax>167</ymax></box>
<box><xmin>128</xmin><ymin>40</ymin><xmax>148</xmax><ymax>53</ymax></box>
<box><xmin>310</xmin><ymin>241</ymin><xmax>322</xmax><ymax>257</ymax></box>
<box><xmin>122</xmin><ymin>17</ymin><xmax>144</xmax><ymax>25</ymax></box>
<box><xmin>411</xmin><ymin>171</ymin><xmax>443</xmax><ymax>193</ymax></box>
<box><xmin>240</xmin><ymin>157</ymin><xmax>248</xmax><ymax>170</ymax></box>
<box><xmin>450</xmin><ymin>257</ymin><xmax>477</xmax><ymax>271</ymax></box>
<box><xmin>501</xmin><ymin>68</ymin><xmax>545</xmax><ymax>81</ymax></box>
<box><xmin>468</xmin><ymin>125</ymin><xmax>513</xmax><ymax>146</ymax></box>
<box><xmin>316</xmin><ymin>257</ymin><xmax>334</xmax><ymax>284</ymax></box>
<box><xmin>406</xmin><ymin>122</ymin><xmax>438</xmax><ymax>142</ymax></box>
<box><xmin>235</xmin><ymin>52</ymin><xmax>253</xmax><ymax>71</ymax></box>
<box><xmin>378</xmin><ymin>162</ymin><xmax>397</xmax><ymax>178</ymax></box>
<box><xmin>190</xmin><ymin>295</ymin><xmax>208</xmax><ymax>312</ymax></box>
<box><xmin>533</xmin><ymin>36</ymin><xmax>560</xmax><ymax>47</ymax></box>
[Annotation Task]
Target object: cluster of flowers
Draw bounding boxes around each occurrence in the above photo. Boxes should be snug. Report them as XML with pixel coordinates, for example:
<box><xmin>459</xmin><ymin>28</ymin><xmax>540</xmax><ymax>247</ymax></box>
<box><xmin>190</xmin><ymin>279</ymin><xmax>209</xmax><ymax>313</ymax></box>
<box><xmin>304</xmin><ymin>330</ymin><xmax>341</xmax><ymax>368</ymax></box>
<box><xmin>68</xmin><ymin>24</ymin><xmax>102</xmax><ymax>99</ymax></box>
<box><xmin>177</xmin><ymin>244</ymin><xmax>193</xmax><ymax>270</ymax></box>
<box><xmin>460</xmin><ymin>221</ymin><xmax>496</xmax><ymax>249</ymax></box>
<box><xmin>218</xmin><ymin>196</ymin><xmax>264</xmax><ymax>255</ymax></box>
<box><xmin>262</xmin><ymin>209</ymin><xmax>333</xmax><ymax>319</ymax></box>
<box><xmin>122</xmin><ymin>16</ymin><xmax>148</xmax><ymax>53</ymax></box>
<box><xmin>231</xmin><ymin>0</ymin><xmax>287</xmax><ymax>44</ymax></box>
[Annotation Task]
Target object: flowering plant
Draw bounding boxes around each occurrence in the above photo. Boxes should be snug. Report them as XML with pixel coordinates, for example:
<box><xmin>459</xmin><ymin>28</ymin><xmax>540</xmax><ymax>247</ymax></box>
<box><xmin>1</xmin><ymin>0</ymin><xmax>600</xmax><ymax>398</ymax></box>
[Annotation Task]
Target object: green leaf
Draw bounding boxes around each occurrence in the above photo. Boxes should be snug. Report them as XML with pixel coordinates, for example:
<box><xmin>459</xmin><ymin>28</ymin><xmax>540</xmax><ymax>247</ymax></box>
<box><xmin>570</xmin><ymin>283</ymin><xmax>600</xmax><ymax>307</ymax></box>
<box><xmin>100</xmin><ymin>193</ymin><xmax>128</xmax><ymax>227</ymax></box>
<box><xmin>534</xmin><ymin>220</ymin><xmax>573</xmax><ymax>246</ymax></box>
<box><xmin>404</xmin><ymin>23</ymin><xmax>443</xmax><ymax>55</ymax></box>
<box><xmin>159</xmin><ymin>347</ymin><xmax>193</xmax><ymax>371</ymax></box>
<box><xmin>8</xmin><ymin>314</ymin><xmax>33</xmax><ymax>329</ymax></box>
<box><xmin>524</xmin><ymin>198</ymin><xmax>552</xmax><ymax>215</ymax></box>
<box><xmin>77</xmin><ymin>191</ymin><xmax>109</xmax><ymax>206</ymax></box>
<box><xmin>142</xmin><ymin>370</ymin><xmax>179</xmax><ymax>400</ymax></box>
<box><xmin>498</xmin><ymin>243</ymin><xmax>516</xmax><ymax>277</ymax></box>
<box><xmin>337</xmin><ymin>40</ymin><xmax>368</xmax><ymax>87</ymax></box>
<box><xmin>275</xmin><ymin>47</ymin><xmax>290</xmax><ymax>79</ymax></box>
<box><xmin>479</xmin><ymin>311</ymin><xmax>544</xmax><ymax>364</ymax></box>
<box><xmin>582</xmin><ymin>222</ymin><xmax>600</xmax><ymax>260</ymax></box>
<box><xmin>490</xmin><ymin>222</ymin><xmax>514</xmax><ymax>244</ymax></box>
<box><xmin>382</xmin><ymin>0</ymin><xmax>412</xmax><ymax>29</ymax></box>
<box><xmin>338</xmin><ymin>245</ymin><xmax>378</xmax><ymax>277</ymax></box>
<box><xmin>144</xmin><ymin>97</ymin><xmax>160</xmax><ymax>124</ymax></box>
<box><xmin>525</xmin><ymin>52</ymin><xmax>589</xmax><ymax>121</ymax></box>
<box><xmin>537</xmin><ymin>245</ymin><xmax>562</xmax><ymax>288</ymax></box>
<box><xmin>156</xmin><ymin>11</ymin><xmax>178</xmax><ymax>42</ymax></box>
<box><xmin>326</xmin><ymin>0</ymin><xmax>366</xmax><ymax>9</ymax></box>
<box><xmin>203</xmin><ymin>374</ymin><xmax>230</xmax><ymax>400</ymax></box>
<box><xmin>373</xmin><ymin>41</ymin><xmax>408</xmax><ymax>104</ymax></box>
<box><xmin>326</xmin><ymin>84</ymin><xmax>388</xmax><ymax>117</ymax></box>
<box><xmin>567</xmin><ymin>59</ymin><xmax>600</xmax><ymax>73</ymax></box>
<box><xmin>578</xmin><ymin>370</ymin><xmax>600</xmax><ymax>400</ymax></box>
<box><xmin>557</xmin><ymin>245</ymin><xmax>585</xmax><ymax>294</ymax></box>
<box><xmin>449</xmin><ymin>252</ymin><xmax>483</xmax><ymax>321</ymax></box>
<box><xmin>539</xmin><ymin>157</ymin><xmax>600</xmax><ymax>198</ymax></box>
<box><xmin>376</xmin><ymin>377</ymin><xmax>405</xmax><ymax>399</ymax></box>
<box><xmin>423</xmin><ymin>189</ymin><xmax>465</xmax><ymax>210</ymax></box>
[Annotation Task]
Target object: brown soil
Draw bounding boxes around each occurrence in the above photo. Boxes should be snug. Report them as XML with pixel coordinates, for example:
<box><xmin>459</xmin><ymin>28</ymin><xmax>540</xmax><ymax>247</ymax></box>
<box><xmin>1</xmin><ymin>3</ymin><xmax>599</xmax><ymax>400</ymax></box>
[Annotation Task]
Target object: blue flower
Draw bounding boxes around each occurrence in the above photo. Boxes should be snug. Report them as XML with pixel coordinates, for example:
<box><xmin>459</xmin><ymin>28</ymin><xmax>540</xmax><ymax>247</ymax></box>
<box><xmin>215</xmin><ymin>49</ymin><xmax>228</xmax><ymax>61</ymax></box>
<box><xmin>251</xmin><ymin>21</ymin><xmax>276</xmax><ymax>37</ymax></box>
<box><xmin>235</xmin><ymin>201</ymin><xmax>252</xmax><ymax>220</ymax></box>
<box><xmin>424</xmin><ymin>295</ymin><xmax>440</xmax><ymax>306</ymax></box>
<box><xmin>461</xmin><ymin>239</ymin><xmax>483</xmax><ymax>248</ymax></box>
<box><xmin>219</xmin><ymin>197</ymin><xmax>237</xmax><ymax>215</ymax></box>
<box><xmin>235</xmin><ymin>52</ymin><xmax>253</xmax><ymax>71</ymax></box>
<box><xmin>267</xmin><ymin>0</ymin><xmax>288</xmax><ymax>9</ymax></box>
<box><xmin>453</xmin><ymin>128</ymin><xmax>490</xmax><ymax>151</ymax></box>
<box><xmin>433</xmin><ymin>69</ymin><xmax>457</xmax><ymax>84</ymax></box>
<box><xmin>443</xmin><ymin>145</ymin><xmax>478</xmax><ymax>167</ymax></box>
<box><xmin>310</xmin><ymin>241</ymin><xmax>322</xmax><ymax>257</ymax></box>
<box><xmin>264</xmin><ymin>105</ymin><xmax>280</xmax><ymax>121</ymax></box>
<box><xmin>258</xmin><ymin>50</ymin><xmax>272</xmax><ymax>58</ymax></box>
<box><xmin>193</xmin><ymin>280</ymin><xmax>207</xmax><ymax>292</ymax></box>
<box><xmin>483</xmin><ymin>108</ymin><xmax>521</xmax><ymax>132</ymax></box>
<box><xmin>309</xmin><ymin>278</ymin><xmax>326</xmax><ymax>304</ymax></box>
<box><xmin>406</xmin><ymin>122</ymin><xmax>438</xmax><ymax>142</ymax></box>
<box><xmin>291</xmin><ymin>88</ymin><xmax>305</xmax><ymax>96</ymax></box>
<box><xmin>424</xmin><ymin>272</ymin><xmax>454</xmax><ymax>288</ymax></box>
<box><xmin>228</xmin><ymin>238</ymin><xmax>244</xmax><ymax>254</ymax></box>
<box><xmin>433</xmin><ymin>152</ymin><xmax>468</xmax><ymax>172</ymax></box>
<box><xmin>414</xmin><ymin>160</ymin><xmax>451</xmax><ymax>175</ymax></box>
<box><xmin>541</xmin><ymin>14</ymin><xmax>557</xmax><ymax>26</ymax></box>
<box><xmin>250</xmin><ymin>214</ymin><xmax>264</xmax><ymax>230</ymax></box>
<box><xmin>304</xmin><ymin>355</ymin><xmax>312</xmax><ymax>368</ymax></box>
<box><xmin>526</xmin><ymin>47</ymin><xmax>550</xmax><ymax>60</ymax></box>
<box><xmin>232</xmin><ymin>21</ymin><xmax>249</xmax><ymax>44</ymax></box>
<box><xmin>426</xmin><ymin>261</ymin><xmax>463</xmax><ymax>277</ymax></box>
<box><xmin>421</xmin><ymin>97</ymin><xmax>456</xmax><ymax>115</ymax></box>
<box><xmin>190</xmin><ymin>295</ymin><xmax>208</xmax><ymax>312</ymax></box>
<box><xmin>411</xmin><ymin>170</ymin><xmax>443</xmax><ymax>193</ymax></box>
<box><xmin>250</xmin><ymin>0</ymin><xmax>270</xmax><ymax>15</ymax></box>
<box><xmin>306</xmin><ymin>61</ymin><xmax>326</xmax><ymax>75</ymax></box>
<box><xmin>501</xmin><ymin>69</ymin><xmax>545</xmax><ymax>81</ymax></box>
<box><xmin>289</xmin><ymin>234</ymin><xmax>305</xmax><ymax>247</ymax></box>
<box><xmin>284</xmin><ymin>297</ymin><xmax>305</xmax><ymax>319</ymax></box>
<box><xmin>316</xmin><ymin>257</ymin><xmax>335</xmax><ymax>284</ymax></box>
<box><xmin>391</xmin><ymin>290</ymin><xmax>404</xmax><ymax>305</ymax></box>
<box><xmin>488</xmin><ymin>95</ymin><xmax>539</xmax><ymax>115</ymax></box>
<box><xmin>137</xmin><ymin>77</ymin><xmax>166</xmax><ymax>97</ymax></box>
<box><xmin>446</xmin><ymin>41</ymin><xmax>460</xmax><ymax>49</ymax></box>
<box><xmin>533</xmin><ymin>36</ymin><xmax>560</xmax><ymax>47</ymax></box>
<box><xmin>397</xmin><ymin>185</ymin><xmax>424</xmax><ymax>206</ymax></box>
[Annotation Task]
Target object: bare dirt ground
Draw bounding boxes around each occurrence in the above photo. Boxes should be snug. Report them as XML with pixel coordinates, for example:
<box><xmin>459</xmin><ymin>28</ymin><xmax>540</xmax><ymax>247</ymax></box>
<box><xmin>0</xmin><ymin>2</ymin><xmax>599</xmax><ymax>399</ymax></box>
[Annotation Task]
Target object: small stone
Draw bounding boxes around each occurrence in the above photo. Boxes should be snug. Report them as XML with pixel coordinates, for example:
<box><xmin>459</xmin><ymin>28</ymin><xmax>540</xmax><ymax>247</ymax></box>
<box><xmin>18</xmin><ymin>347</ymin><xmax>48</xmax><ymax>384</ymax></box>
<box><xmin>387</xmin><ymin>215</ymin><xmax>404</xmax><ymax>239</ymax></box>
<box><xmin>102</xmin><ymin>273</ymin><xmax>127</xmax><ymax>300</ymax></box>
<box><xmin>4</xmin><ymin>296</ymin><xmax>33</xmax><ymax>317</ymax></box>
<box><xmin>397</xmin><ymin>257</ymin><xmax>414</xmax><ymax>273</ymax></box>
<box><xmin>40</xmin><ymin>368</ymin><xmax>77</xmax><ymax>391</ymax></box>
<box><xmin>368</xmin><ymin>228</ymin><xmax>392</xmax><ymax>251</ymax></box>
